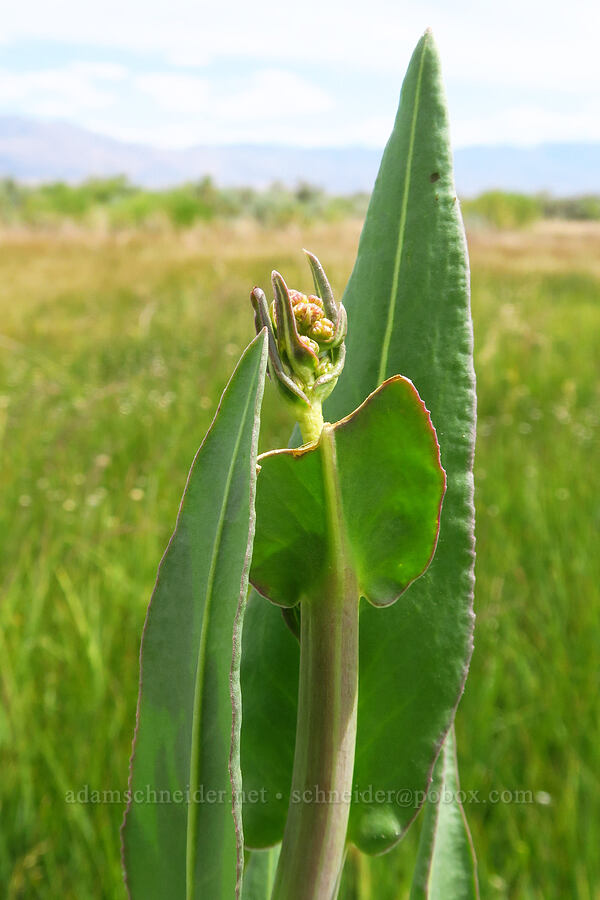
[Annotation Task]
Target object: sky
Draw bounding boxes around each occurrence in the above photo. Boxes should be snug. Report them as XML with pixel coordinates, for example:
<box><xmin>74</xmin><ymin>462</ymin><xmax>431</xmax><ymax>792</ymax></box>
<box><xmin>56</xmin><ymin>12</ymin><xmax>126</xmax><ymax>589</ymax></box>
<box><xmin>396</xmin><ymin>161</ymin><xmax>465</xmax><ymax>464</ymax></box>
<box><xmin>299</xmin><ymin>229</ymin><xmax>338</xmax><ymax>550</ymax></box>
<box><xmin>1</xmin><ymin>0</ymin><xmax>599</xmax><ymax>149</ymax></box>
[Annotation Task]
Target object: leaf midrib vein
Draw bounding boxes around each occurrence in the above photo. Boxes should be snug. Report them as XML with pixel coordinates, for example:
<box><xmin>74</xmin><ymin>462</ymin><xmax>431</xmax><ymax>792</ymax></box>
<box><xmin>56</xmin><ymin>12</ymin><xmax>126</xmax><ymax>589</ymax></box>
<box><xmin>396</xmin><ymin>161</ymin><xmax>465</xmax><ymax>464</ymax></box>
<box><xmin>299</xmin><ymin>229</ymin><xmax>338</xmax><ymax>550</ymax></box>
<box><xmin>377</xmin><ymin>36</ymin><xmax>428</xmax><ymax>385</ymax></box>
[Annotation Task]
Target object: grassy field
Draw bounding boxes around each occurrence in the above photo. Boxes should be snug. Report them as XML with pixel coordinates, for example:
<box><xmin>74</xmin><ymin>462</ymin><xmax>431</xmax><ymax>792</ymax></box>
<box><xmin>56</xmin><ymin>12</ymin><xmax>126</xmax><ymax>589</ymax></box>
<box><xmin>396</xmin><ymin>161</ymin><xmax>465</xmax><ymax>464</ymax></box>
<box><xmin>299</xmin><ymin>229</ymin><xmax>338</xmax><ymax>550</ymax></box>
<box><xmin>1</xmin><ymin>219</ymin><xmax>599</xmax><ymax>899</ymax></box>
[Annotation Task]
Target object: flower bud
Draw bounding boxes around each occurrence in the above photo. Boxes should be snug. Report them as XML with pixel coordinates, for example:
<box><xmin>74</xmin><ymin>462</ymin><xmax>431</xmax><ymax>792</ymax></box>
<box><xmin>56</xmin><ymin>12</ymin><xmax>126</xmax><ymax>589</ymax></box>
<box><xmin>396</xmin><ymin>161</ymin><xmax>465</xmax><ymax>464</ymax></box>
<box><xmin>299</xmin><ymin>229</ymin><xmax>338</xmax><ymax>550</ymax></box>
<box><xmin>250</xmin><ymin>251</ymin><xmax>347</xmax><ymax>440</ymax></box>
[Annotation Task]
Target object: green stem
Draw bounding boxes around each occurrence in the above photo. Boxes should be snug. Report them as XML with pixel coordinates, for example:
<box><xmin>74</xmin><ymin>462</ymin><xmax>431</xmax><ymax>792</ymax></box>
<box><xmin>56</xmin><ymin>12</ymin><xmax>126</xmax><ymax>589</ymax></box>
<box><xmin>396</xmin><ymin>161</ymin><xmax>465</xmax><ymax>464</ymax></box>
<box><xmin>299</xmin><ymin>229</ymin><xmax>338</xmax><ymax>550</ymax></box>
<box><xmin>297</xmin><ymin>400</ymin><xmax>324</xmax><ymax>444</ymax></box>
<box><xmin>271</xmin><ymin>425</ymin><xmax>359</xmax><ymax>900</ymax></box>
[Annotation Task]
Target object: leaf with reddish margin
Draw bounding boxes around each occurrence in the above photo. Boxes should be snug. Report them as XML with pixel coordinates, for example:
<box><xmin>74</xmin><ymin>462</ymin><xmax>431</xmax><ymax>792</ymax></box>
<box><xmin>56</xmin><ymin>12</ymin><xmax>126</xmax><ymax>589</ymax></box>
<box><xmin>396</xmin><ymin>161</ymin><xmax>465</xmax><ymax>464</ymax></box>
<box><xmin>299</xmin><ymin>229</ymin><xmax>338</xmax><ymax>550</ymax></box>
<box><xmin>250</xmin><ymin>376</ymin><xmax>445</xmax><ymax>610</ymax></box>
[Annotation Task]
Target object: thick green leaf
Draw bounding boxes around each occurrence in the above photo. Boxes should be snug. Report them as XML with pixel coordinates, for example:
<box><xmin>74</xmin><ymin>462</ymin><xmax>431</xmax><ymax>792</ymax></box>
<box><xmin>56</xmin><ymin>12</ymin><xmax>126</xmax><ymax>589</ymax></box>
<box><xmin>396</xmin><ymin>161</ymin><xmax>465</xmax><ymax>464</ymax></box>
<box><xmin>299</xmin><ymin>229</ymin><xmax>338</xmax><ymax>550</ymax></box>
<box><xmin>241</xmin><ymin>29</ymin><xmax>476</xmax><ymax>855</ymax></box>
<box><xmin>335</xmin><ymin>28</ymin><xmax>476</xmax><ymax>855</ymax></box>
<box><xmin>122</xmin><ymin>331</ymin><xmax>268</xmax><ymax>899</ymax></box>
<box><xmin>250</xmin><ymin>376</ymin><xmax>445</xmax><ymax>609</ymax></box>
<box><xmin>242</xmin><ymin>847</ymin><xmax>281</xmax><ymax>899</ymax></box>
<box><xmin>410</xmin><ymin>728</ymin><xmax>479</xmax><ymax>899</ymax></box>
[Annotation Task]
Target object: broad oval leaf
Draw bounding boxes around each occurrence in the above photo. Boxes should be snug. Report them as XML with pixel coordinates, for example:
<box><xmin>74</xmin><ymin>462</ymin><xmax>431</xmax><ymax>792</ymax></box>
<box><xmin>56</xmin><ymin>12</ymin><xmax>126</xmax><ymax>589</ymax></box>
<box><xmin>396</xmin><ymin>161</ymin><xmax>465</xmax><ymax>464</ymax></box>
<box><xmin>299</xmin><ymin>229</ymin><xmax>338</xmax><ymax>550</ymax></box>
<box><xmin>409</xmin><ymin>727</ymin><xmax>479</xmax><ymax>899</ymax></box>
<box><xmin>250</xmin><ymin>376</ymin><xmax>445</xmax><ymax>609</ymax></box>
<box><xmin>241</xmin><ymin>29</ymin><xmax>476</xmax><ymax>857</ymax></box>
<box><xmin>122</xmin><ymin>331</ymin><xmax>268</xmax><ymax>899</ymax></box>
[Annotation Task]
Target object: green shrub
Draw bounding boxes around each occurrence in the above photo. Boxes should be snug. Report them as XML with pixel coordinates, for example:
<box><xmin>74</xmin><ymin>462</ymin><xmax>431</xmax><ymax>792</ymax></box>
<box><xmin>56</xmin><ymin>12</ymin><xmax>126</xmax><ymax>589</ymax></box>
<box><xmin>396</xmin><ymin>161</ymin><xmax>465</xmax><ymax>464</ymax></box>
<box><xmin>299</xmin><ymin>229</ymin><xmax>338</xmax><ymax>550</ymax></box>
<box><xmin>2</xmin><ymin>176</ymin><xmax>599</xmax><ymax>230</ymax></box>
<box><xmin>462</xmin><ymin>190</ymin><xmax>542</xmax><ymax>229</ymax></box>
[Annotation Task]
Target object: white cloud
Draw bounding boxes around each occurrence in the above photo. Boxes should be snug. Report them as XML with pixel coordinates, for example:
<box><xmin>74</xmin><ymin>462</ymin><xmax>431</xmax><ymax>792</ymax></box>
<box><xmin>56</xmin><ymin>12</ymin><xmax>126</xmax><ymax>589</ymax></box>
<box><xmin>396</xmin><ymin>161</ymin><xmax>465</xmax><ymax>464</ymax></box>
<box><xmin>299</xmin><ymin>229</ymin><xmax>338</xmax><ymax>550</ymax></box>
<box><xmin>80</xmin><ymin>95</ymin><xmax>600</xmax><ymax>149</ymax></box>
<box><xmin>162</xmin><ymin>50</ymin><xmax>214</xmax><ymax>68</ymax></box>
<box><xmin>331</xmin><ymin>114</ymin><xmax>396</xmax><ymax>148</ymax></box>
<box><xmin>3</xmin><ymin>0</ymin><xmax>600</xmax><ymax>95</ymax></box>
<box><xmin>70</xmin><ymin>61</ymin><xmax>128</xmax><ymax>81</ymax></box>
<box><xmin>0</xmin><ymin>66</ymin><xmax>114</xmax><ymax>113</ymax></box>
<box><xmin>453</xmin><ymin>102</ymin><xmax>600</xmax><ymax>147</ymax></box>
<box><xmin>2</xmin><ymin>0</ymin><xmax>600</xmax><ymax>149</ymax></box>
<box><xmin>219</xmin><ymin>71</ymin><xmax>333</xmax><ymax>121</ymax></box>
<box><xmin>128</xmin><ymin>69</ymin><xmax>333</xmax><ymax>145</ymax></box>
<box><xmin>135</xmin><ymin>73</ymin><xmax>210</xmax><ymax>113</ymax></box>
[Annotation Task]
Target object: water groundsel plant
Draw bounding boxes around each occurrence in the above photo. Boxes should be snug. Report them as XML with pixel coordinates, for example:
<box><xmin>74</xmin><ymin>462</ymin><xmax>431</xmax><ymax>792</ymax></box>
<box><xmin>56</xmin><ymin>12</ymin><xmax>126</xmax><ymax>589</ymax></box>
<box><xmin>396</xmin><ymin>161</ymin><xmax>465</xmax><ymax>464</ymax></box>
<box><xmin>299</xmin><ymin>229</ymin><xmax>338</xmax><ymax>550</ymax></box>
<box><xmin>122</xmin><ymin>29</ymin><xmax>478</xmax><ymax>900</ymax></box>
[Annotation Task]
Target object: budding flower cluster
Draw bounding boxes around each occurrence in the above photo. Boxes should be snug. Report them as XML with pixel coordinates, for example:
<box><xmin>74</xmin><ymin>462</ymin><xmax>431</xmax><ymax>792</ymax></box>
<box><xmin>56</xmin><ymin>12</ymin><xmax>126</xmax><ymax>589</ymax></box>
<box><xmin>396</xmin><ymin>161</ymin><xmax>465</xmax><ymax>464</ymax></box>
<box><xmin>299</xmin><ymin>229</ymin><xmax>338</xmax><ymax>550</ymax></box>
<box><xmin>250</xmin><ymin>251</ymin><xmax>347</xmax><ymax>421</ymax></box>
<box><xmin>289</xmin><ymin>290</ymin><xmax>335</xmax><ymax>348</ymax></box>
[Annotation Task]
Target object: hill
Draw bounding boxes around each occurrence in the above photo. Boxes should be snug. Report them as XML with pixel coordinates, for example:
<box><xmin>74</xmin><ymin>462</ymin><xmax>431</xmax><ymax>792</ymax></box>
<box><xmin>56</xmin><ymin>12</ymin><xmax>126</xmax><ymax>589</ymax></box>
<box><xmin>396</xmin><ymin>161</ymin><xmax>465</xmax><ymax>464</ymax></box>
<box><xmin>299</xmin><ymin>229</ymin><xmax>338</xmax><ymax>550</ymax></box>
<box><xmin>1</xmin><ymin>115</ymin><xmax>599</xmax><ymax>196</ymax></box>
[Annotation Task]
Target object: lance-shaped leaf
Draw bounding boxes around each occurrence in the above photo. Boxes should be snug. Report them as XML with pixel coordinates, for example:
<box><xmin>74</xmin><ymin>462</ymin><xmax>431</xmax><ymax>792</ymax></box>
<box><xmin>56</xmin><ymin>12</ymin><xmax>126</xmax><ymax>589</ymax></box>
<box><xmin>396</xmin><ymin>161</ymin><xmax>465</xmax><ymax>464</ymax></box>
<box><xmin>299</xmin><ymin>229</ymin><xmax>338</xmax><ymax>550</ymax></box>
<box><xmin>122</xmin><ymin>331</ymin><xmax>268</xmax><ymax>899</ymax></box>
<box><xmin>333</xmin><ymin>27</ymin><xmax>476</xmax><ymax>856</ymax></box>
<box><xmin>250</xmin><ymin>376</ymin><xmax>445</xmax><ymax>609</ymax></box>
<box><xmin>241</xmin><ymin>29</ymin><xmax>476</xmax><ymax>857</ymax></box>
<box><xmin>410</xmin><ymin>728</ymin><xmax>479</xmax><ymax>899</ymax></box>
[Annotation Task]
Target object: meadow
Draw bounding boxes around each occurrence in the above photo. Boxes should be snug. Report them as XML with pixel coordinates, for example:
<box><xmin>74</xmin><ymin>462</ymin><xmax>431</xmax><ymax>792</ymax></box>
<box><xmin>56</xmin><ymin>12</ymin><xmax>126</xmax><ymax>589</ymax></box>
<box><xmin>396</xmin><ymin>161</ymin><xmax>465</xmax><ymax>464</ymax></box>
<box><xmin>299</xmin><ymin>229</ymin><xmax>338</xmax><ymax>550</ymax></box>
<box><xmin>1</xmin><ymin>217</ymin><xmax>599</xmax><ymax>898</ymax></box>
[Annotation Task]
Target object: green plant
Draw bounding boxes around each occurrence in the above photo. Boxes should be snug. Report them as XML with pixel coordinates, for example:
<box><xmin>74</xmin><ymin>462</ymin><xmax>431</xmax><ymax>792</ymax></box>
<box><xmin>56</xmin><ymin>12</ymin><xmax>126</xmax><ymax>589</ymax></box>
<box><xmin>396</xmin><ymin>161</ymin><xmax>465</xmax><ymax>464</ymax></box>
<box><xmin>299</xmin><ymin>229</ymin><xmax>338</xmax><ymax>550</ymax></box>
<box><xmin>121</xmin><ymin>30</ymin><xmax>478</xmax><ymax>898</ymax></box>
<box><xmin>461</xmin><ymin>190</ymin><xmax>542</xmax><ymax>230</ymax></box>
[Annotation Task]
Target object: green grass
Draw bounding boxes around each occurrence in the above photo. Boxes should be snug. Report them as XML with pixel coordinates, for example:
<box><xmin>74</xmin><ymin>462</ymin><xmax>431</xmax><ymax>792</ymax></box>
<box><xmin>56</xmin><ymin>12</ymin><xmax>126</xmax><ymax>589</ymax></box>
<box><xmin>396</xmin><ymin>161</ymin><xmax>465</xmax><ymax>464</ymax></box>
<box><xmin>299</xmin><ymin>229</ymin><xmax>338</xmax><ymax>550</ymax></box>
<box><xmin>1</xmin><ymin>221</ymin><xmax>598</xmax><ymax>899</ymax></box>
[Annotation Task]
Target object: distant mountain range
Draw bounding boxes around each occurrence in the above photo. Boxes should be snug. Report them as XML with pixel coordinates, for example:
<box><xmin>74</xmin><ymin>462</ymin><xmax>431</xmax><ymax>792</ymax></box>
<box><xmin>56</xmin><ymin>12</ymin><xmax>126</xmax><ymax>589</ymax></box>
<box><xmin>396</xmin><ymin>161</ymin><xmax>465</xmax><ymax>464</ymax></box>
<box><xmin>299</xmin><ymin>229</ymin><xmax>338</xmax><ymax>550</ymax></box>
<box><xmin>1</xmin><ymin>115</ymin><xmax>599</xmax><ymax>196</ymax></box>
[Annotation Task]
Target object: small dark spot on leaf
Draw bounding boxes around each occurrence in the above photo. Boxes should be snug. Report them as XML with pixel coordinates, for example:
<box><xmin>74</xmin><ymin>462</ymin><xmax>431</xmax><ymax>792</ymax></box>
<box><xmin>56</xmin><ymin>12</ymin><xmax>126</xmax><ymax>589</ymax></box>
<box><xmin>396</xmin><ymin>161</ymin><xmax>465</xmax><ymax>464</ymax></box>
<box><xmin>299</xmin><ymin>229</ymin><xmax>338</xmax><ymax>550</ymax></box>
<box><xmin>430</xmin><ymin>172</ymin><xmax>440</xmax><ymax>183</ymax></box>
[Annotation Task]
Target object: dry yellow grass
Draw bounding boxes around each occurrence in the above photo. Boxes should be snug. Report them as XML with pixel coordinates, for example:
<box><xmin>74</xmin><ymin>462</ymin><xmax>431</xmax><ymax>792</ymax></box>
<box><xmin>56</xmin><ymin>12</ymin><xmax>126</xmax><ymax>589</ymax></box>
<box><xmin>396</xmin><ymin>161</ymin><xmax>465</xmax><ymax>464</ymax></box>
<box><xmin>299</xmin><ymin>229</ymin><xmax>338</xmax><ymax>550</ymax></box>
<box><xmin>467</xmin><ymin>219</ymin><xmax>600</xmax><ymax>276</ymax></box>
